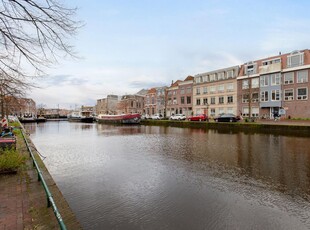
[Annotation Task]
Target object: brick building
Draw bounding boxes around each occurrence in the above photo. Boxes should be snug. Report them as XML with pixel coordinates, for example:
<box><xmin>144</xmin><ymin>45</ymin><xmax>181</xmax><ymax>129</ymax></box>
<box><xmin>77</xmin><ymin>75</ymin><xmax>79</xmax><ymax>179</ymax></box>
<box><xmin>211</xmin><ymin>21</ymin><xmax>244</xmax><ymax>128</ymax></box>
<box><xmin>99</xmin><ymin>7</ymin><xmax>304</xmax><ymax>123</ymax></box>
<box><xmin>193</xmin><ymin>66</ymin><xmax>239</xmax><ymax>118</ymax></box>
<box><xmin>237</xmin><ymin>49</ymin><xmax>310</xmax><ymax>119</ymax></box>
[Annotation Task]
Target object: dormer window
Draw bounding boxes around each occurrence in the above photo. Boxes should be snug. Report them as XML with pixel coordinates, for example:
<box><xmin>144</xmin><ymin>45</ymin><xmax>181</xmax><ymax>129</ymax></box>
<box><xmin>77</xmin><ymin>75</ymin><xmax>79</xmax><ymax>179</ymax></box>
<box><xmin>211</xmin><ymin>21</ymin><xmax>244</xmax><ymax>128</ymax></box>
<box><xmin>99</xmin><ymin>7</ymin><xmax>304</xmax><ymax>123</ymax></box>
<box><xmin>287</xmin><ymin>51</ymin><xmax>304</xmax><ymax>68</ymax></box>
<box><xmin>245</xmin><ymin>62</ymin><xmax>257</xmax><ymax>75</ymax></box>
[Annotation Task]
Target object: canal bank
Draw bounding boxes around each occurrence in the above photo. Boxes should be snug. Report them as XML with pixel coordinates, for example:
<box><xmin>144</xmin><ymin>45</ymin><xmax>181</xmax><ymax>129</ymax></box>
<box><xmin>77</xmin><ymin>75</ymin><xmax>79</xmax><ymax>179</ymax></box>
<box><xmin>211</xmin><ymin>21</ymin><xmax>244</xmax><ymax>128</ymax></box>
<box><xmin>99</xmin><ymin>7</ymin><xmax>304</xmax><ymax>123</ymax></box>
<box><xmin>141</xmin><ymin>119</ymin><xmax>310</xmax><ymax>135</ymax></box>
<box><xmin>0</xmin><ymin>129</ymin><xmax>82</xmax><ymax>229</ymax></box>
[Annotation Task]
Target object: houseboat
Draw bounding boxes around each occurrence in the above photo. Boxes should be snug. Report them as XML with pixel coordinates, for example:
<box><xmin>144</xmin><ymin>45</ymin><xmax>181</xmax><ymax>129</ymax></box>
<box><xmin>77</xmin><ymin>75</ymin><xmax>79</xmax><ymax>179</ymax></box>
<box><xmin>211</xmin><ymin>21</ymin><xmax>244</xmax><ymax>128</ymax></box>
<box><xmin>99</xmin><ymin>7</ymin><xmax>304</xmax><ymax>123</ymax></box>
<box><xmin>68</xmin><ymin>110</ymin><xmax>93</xmax><ymax>123</ymax></box>
<box><xmin>19</xmin><ymin>113</ymin><xmax>36</xmax><ymax>123</ymax></box>
<box><xmin>97</xmin><ymin>113</ymin><xmax>141</xmax><ymax>124</ymax></box>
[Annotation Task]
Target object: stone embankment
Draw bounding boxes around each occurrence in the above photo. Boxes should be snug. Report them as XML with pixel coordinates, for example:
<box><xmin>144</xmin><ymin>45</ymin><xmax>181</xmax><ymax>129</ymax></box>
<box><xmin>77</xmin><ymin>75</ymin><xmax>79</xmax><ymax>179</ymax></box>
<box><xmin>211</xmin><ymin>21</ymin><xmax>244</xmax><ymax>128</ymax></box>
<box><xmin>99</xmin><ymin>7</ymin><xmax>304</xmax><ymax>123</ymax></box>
<box><xmin>0</xmin><ymin>131</ymin><xmax>82</xmax><ymax>229</ymax></box>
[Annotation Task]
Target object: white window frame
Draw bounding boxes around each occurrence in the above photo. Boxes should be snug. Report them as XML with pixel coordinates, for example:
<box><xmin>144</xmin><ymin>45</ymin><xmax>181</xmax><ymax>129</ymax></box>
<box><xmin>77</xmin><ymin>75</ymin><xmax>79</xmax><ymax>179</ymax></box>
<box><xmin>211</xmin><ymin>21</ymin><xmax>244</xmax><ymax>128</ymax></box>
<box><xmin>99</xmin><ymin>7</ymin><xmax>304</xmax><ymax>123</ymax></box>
<box><xmin>271</xmin><ymin>73</ymin><xmax>281</xmax><ymax>86</ymax></box>
<box><xmin>251</xmin><ymin>78</ymin><xmax>259</xmax><ymax>88</ymax></box>
<box><xmin>227</xmin><ymin>95</ymin><xmax>233</xmax><ymax>104</ymax></box>
<box><xmin>196</xmin><ymin>87</ymin><xmax>201</xmax><ymax>95</ymax></box>
<box><xmin>260</xmin><ymin>91</ymin><xmax>268</xmax><ymax>102</ymax></box>
<box><xmin>297</xmin><ymin>87</ymin><xmax>308</xmax><ymax>100</ymax></box>
<box><xmin>284</xmin><ymin>89</ymin><xmax>294</xmax><ymax>101</ymax></box>
<box><xmin>252</xmin><ymin>93</ymin><xmax>259</xmax><ymax>102</ymax></box>
<box><xmin>260</xmin><ymin>75</ymin><xmax>269</xmax><ymax>87</ymax></box>
<box><xmin>287</xmin><ymin>51</ymin><xmax>304</xmax><ymax>68</ymax></box>
<box><xmin>271</xmin><ymin>89</ymin><xmax>281</xmax><ymax>101</ymax></box>
<box><xmin>226</xmin><ymin>83</ymin><xmax>234</xmax><ymax>91</ymax></box>
<box><xmin>242</xmin><ymin>79</ymin><xmax>249</xmax><ymax>89</ymax></box>
<box><xmin>218</xmin><ymin>96</ymin><xmax>224</xmax><ymax>104</ymax></box>
<box><xmin>297</xmin><ymin>70</ymin><xmax>308</xmax><ymax>83</ymax></box>
<box><xmin>203</xmin><ymin>87</ymin><xmax>208</xmax><ymax>94</ymax></box>
<box><xmin>284</xmin><ymin>72</ymin><xmax>294</xmax><ymax>84</ymax></box>
<box><xmin>218</xmin><ymin>84</ymin><xmax>224</xmax><ymax>92</ymax></box>
<box><xmin>242</xmin><ymin>94</ymin><xmax>249</xmax><ymax>103</ymax></box>
<box><xmin>227</xmin><ymin>70</ymin><xmax>234</xmax><ymax>79</ymax></box>
<box><xmin>210</xmin><ymin>86</ymin><xmax>216</xmax><ymax>94</ymax></box>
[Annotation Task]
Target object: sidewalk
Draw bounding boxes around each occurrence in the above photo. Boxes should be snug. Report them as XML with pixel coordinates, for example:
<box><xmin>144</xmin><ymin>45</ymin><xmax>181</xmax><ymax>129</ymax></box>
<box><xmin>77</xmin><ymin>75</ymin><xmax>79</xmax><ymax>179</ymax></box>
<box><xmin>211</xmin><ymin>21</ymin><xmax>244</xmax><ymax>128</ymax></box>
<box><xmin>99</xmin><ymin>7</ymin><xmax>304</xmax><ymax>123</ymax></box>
<box><xmin>0</xmin><ymin>135</ymin><xmax>81</xmax><ymax>229</ymax></box>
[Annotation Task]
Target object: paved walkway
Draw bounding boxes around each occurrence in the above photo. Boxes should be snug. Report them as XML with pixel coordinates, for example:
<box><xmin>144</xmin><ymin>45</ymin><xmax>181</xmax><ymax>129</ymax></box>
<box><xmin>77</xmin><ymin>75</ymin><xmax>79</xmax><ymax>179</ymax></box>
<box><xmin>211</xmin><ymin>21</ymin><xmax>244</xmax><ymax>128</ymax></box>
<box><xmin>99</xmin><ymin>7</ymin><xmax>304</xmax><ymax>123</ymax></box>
<box><xmin>0</xmin><ymin>135</ymin><xmax>81</xmax><ymax>230</ymax></box>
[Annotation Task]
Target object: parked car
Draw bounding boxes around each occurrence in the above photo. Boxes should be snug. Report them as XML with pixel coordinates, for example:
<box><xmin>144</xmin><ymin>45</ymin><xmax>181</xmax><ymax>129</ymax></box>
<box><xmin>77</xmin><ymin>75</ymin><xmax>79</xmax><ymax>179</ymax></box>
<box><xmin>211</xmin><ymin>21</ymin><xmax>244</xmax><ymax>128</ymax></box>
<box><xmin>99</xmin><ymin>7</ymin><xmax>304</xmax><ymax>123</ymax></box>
<box><xmin>170</xmin><ymin>114</ymin><xmax>186</xmax><ymax>120</ymax></box>
<box><xmin>214</xmin><ymin>114</ymin><xmax>240</xmax><ymax>122</ymax></box>
<box><xmin>188</xmin><ymin>114</ymin><xmax>209</xmax><ymax>121</ymax></box>
<box><xmin>151</xmin><ymin>114</ymin><xmax>163</xmax><ymax>120</ymax></box>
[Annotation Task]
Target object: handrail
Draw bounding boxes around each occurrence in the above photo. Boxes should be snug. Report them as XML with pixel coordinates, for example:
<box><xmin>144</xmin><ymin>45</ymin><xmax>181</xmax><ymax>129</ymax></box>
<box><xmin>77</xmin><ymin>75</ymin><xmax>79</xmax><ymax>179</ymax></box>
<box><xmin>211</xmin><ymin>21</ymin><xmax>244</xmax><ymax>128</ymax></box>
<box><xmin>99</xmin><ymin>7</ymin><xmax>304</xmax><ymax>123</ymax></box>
<box><xmin>20</xmin><ymin>127</ymin><xmax>67</xmax><ymax>230</ymax></box>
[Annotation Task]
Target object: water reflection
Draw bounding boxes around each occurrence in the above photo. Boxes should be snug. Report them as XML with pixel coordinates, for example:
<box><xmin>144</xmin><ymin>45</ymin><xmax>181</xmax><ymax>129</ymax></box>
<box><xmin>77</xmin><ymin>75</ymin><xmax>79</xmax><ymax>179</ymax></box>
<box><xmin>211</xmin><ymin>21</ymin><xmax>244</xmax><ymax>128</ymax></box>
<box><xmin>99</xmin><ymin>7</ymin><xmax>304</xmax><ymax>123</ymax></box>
<box><xmin>28</xmin><ymin>122</ymin><xmax>310</xmax><ymax>229</ymax></box>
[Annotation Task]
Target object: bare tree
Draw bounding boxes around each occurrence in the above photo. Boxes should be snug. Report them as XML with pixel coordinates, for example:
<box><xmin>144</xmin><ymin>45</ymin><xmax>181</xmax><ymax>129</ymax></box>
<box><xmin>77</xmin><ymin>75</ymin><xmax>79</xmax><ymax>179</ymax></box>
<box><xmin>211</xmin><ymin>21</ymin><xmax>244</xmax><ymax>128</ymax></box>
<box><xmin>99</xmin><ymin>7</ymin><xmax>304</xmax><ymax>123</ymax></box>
<box><xmin>0</xmin><ymin>0</ymin><xmax>81</xmax><ymax>75</ymax></box>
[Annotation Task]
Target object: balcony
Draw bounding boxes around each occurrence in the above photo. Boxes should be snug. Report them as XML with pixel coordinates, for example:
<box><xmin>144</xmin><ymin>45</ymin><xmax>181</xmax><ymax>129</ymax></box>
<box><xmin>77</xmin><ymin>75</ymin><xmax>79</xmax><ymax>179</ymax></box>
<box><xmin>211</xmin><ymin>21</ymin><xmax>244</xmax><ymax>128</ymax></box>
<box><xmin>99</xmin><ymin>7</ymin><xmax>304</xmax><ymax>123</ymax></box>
<box><xmin>259</xmin><ymin>62</ymin><xmax>281</xmax><ymax>74</ymax></box>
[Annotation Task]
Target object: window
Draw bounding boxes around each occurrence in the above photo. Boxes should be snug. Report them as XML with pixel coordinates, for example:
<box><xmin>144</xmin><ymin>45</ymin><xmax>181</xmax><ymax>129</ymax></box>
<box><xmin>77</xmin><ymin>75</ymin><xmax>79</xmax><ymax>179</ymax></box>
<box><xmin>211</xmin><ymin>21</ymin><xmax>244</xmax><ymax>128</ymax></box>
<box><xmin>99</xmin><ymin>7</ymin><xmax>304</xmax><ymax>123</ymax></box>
<box><xmin>287</xmin><ymin>51</ymin><xmax>304</xmax><ymax>68</ymax></box>
<box><xmin>173</xmin><ymin>97</ymin><xmax>177</xmax><ymax>104</ymax></box>
<box><xmin>245</xmin><ymin>63</ymin><xmax>257</xmax><ymax>75</ymax></box>
<box><xmin>271</xmin><ymin>73</ymin><xmax>281</xmax><ymax>85</ymax></box>
<box><xmin>218</xmin><ymin>84</ymin><xmax>224</xmax><ymax>92</ymax></box>
<box><xmin>196</xmin><ymin>87</ymin><xmax>201</xmax><ymax>95</ymax></box>
<box><xmin>210</xmin><ymin>86</ymin><xmax>216</xmax><ymax>94</ymax></box>
<box><xmin>227</xmin><ymin>107</ymin><xmax>233</xmax><ymax>114</ymax></box>
<box><xmin>260</xmin><ymin>75</ymin><xmax>269</xmax><ymax>87</ymax></box>
<box><xmin>203</xmin><ymin>98</ymin><xmax>208</xmax><ymax>105</ymax></box>
<box><xmin>284</xmin><ymin>89</ymin><xmax>294</xmax><ymax>101</ymax></box>
<box><xmin>297</xmin><ymin>70</ymin><xmax>308</xmax><ymax>83</ymax></box>
<box><xmin>186</xmin><ymin>87</ymin><xmax>191</xmax><ymax>94</ymax></box>
<box><xmin>187</xmin><ymin>96</ymin><xmax>191</xmax><ymax>104</ymax></box>
<box><xmin>210</xmin><ymin>108</ymin><xmax>215</xmax><ymax>116</ymax></box>
<box><xmin>251</xmin><ymin>78</ymin><xmax>259</xmax><ymax>88</ymax></box>
<box><xmin>227</xmin><ymin>70</ymin><xmax>234</xmax><ymax>79</ymax></box>
<box><xmin>262</xmin><ymin>58</ymin><xmax>281</xmax><ymax>66</ymax></box>
<box><xmin>181</xmin><ymin>96</ymin><xmax>185</xmax><ymax>104</ymax></box>
<box><xmin>242</xmin><ymin>80</ymin><xmax>249</xmax><ymax>89</ymax></box>
<box><xmin>219</xmin><ymin>96</ymin><xmax>224</xmax><ymax>104</ymax></box>
<box><xmin>260</xmin><ymin>91</ymin><xmax>268</xmax><ymax>102</ymax></box>
<box><xmin>227</xmin><ymin>96</ymin><xmax>233</xmax><ymax>103</ymax></box>
<box><xmin>252</xmin><ymin>107</ymin><xmax>259</xmax><ymax>117</ymax></box>
<box><xmin>226</xmin><ymin>83</ymin><xmax>234</xmax><ymax>91</ymax></box>
<box><xmin>242</xmin><ymin>107</ymin><xmax>249</xmax><ymax>117</ymax></box>
<box><xmin>180</xmin><ymin>87</ymin><xmax>185</xmax><ymax>94</ymax></box>
<box><xmin>252</xmin><ymin>93</ymin><xmax>259</xmax><ymax>102</ymax></box>
<box><xmin>219</xmin><ymin>108</ymin><xmax>224</xmax><ymax>114</ymax></box>
<box><xmin>196</xmin><ymin>98</ymin><xmax>201</xmax><ymax>105</ymax></box>
<box><xmin>203</xmin><ymin>87</ymin><xmax>208</xmax><ymax>94</ymax></box>
<box><xmin>297</xmin><ymin>88</ymin><xmax>308</xmax><ymax>100</ymax></box>
<box><xmin>284</xmin><ymin>72</ymin><xmax>294</xmax><ymax>84</ymax></box>
<box><xmin>218</xmin><ymin>72</ymin><xmax>225</xmax><ymax>80</ymax></box>
<box><xmin>242</xmin><ymin>94</ymin><xmax>249</xmax><ymax>103</ymax></box>
<box><xmin>210</xmin><ymin>97</ymin><xmax>216</xmax><ymax>105</ymax></box>
<box><xmin>210</xmin><ymin>74</ymin><xmax>216</xmax><ymax>81</ymax></box>
<box><xmin>271</xmin><ymin>90</ymin><xmax>280</xmax><ymax>101</ymax></box>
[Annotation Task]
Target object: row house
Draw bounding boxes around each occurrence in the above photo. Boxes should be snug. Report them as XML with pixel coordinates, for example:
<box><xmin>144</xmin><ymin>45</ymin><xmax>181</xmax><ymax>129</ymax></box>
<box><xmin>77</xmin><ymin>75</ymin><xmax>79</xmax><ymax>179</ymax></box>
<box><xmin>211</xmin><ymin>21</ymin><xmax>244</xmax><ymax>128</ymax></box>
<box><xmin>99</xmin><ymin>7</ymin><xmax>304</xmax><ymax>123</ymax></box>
<box><xmin>238</xmin><ymin>49</ymin><xmax>310</xmax><ymax>119</ymax></box>
<box><xmin>145</xmin><ymin>88</ymin><xmax>157</xmax><ymax>115</ymax></box>
<box><xmin>2</xmin><ymin>97</ymin><xmax>36</xmax><ymax>117</ymax></box>
<box><xmin>96</xmin><ymin>95</ymin><xmax>119</xmax><ymax>115</ymax></box>
<box><xmin>193</xmin><ymin>66</ymin><xmax>239</xmax><ymax>118</ymax></box>
<box><xmin>116</xmin><ymin>94</ymin><xmax>144</xmax><ymax>115</ymax></box>
<box><xmin>166</xmin><ymin>76</ymin><xmax>194</xmax><ymax>117</ymax></box>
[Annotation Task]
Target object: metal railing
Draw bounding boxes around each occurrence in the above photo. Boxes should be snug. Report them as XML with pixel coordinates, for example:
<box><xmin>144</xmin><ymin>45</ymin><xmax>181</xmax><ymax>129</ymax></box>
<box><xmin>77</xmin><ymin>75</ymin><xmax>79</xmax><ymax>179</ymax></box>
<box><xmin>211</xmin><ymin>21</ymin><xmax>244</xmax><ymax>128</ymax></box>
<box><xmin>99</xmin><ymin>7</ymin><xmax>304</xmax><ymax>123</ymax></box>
<box><xmin>20</xmin><ymin>128</ymin><xmax>67</xmax><ymax>230</ymax></box>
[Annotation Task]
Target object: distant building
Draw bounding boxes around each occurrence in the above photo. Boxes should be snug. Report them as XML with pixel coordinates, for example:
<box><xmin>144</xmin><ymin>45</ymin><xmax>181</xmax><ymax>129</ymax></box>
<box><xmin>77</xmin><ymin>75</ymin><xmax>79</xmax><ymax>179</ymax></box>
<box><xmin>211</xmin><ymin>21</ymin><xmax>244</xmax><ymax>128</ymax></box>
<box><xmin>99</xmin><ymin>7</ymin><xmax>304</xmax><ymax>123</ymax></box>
<box><xmin>116</xmin><ymin>94</ymin><xmax>144</xmax><ymax>114</ymax></box>
<box><xmin>96</xmin><ymin>95</ymin><xmax>119</xmax><ymax>115</ymax></box>
<box><xmin>237</xmin><ymin>49</ymin><xmax>310</xmax><ymax>119</ymax></box>
<box><xmin>193</xmin><ymin>66</ymin><xmax>239</xmax><ymax>118</ymax></box>
<box><xmin>2</xmin><ymin>97</ymin><xmax>36</xmax><ymax>117</ymax></box>
<box><xmin>166</xmin><ymin>76</ymin><xmax>194</xmax><ymax>117</ymax></box>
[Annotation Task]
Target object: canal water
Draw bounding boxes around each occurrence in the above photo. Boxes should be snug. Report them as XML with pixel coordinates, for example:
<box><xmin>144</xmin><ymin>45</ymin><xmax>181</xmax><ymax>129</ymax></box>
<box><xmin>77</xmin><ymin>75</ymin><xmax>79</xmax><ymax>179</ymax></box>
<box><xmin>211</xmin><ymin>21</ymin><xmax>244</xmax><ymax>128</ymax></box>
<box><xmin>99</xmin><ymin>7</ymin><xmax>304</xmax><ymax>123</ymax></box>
<box><xmin>25</xmin><ymin>121</ymin><xmax>310</xmax><ymax>230</ymax></box>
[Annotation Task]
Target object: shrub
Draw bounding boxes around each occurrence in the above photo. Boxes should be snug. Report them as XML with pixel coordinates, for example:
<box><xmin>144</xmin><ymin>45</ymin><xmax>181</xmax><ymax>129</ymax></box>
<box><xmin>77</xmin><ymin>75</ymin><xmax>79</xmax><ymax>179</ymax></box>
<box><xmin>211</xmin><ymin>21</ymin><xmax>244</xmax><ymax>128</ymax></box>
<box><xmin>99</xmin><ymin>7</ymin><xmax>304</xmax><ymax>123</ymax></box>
<box><xmin>0</xmin><ymin>148</ymin><xmax>26</xmax><ymax>173</ymax></box>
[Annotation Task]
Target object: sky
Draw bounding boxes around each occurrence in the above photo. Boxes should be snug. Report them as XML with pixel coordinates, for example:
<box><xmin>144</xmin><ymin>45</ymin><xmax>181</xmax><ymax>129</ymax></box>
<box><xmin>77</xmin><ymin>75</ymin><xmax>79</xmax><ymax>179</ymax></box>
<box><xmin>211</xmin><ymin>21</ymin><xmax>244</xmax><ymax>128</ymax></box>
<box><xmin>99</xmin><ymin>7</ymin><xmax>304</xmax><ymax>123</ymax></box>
<box><xmin>28</xmin><ymin>0</ymin><xmax>310</xmax><ymax>109</ymax></box>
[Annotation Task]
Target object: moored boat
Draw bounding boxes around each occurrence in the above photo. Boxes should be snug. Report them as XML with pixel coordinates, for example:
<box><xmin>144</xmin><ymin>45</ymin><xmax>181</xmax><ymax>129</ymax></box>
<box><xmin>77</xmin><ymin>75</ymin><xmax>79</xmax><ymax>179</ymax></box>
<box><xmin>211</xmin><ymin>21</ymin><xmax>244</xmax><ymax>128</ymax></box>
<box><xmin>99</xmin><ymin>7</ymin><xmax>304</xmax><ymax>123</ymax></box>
<box><xmin>68</xmin><ymin>110</ymin><xmax>93</xmax><ymax>123</ymax></box>
<box><xmin>97</xmin><ymin>113</ymin><xmax>141</xmax><ymax>124</ymax></box>
<box><xmin>36</xmin><ymin>116</ymin><xmax>47</xmax><ymax>122</ymax></box>
<box><xmin>19</xmin><ymin>113</ymin><xmax>36</xmax><ymax>123</ymax></box>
